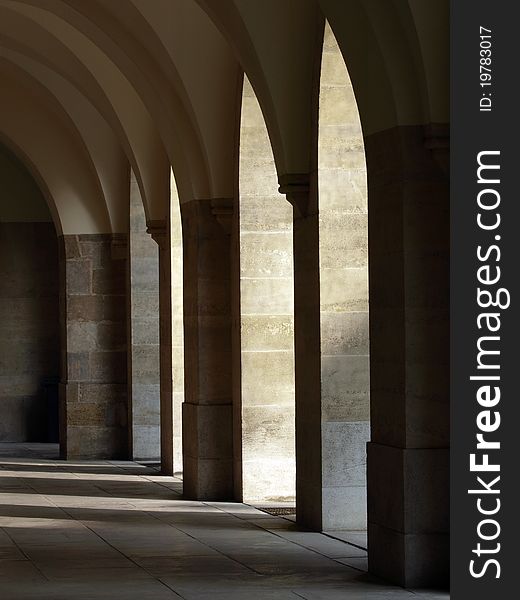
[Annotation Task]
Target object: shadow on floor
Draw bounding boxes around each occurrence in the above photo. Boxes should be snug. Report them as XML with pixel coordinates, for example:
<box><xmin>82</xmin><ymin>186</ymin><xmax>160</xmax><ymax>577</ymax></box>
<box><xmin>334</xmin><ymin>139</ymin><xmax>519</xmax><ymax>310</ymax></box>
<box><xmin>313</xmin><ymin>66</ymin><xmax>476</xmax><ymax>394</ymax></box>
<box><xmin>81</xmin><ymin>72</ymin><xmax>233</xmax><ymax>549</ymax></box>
<box><xmin>0</xmin><ymin>444</ymin><xmax>447</xmax><ymax>600</ymax></box>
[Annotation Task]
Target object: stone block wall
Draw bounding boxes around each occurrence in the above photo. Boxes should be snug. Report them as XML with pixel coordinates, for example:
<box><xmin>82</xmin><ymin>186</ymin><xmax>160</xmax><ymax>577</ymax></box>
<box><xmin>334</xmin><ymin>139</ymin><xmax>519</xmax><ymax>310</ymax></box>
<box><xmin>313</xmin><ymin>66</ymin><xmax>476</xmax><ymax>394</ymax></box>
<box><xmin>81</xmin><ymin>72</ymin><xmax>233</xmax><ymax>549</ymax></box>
<box><xmin>239</xmin><ymin>77</ymin><xmax>296</xmax><ymax>503</ymax></box>
<box><xmin>129</xmin><ymin>174</ymin><xmax>161</xmax><ymax>461</ymax></box>
<box><xmin>0</xmin><ymin>222</ymin><xmax>60</xmax><ymax>441</ymax></box>
<box><xmin>59</xmin><ymin>233</ymin><xmax>128</xmax><ymax>459</ymax></box>
<box><xmin>316</xmin><ymin>24</ymin><xmax>370</xmax><ymax>530</ymax></box>
<box><xmin>170</xmin><ymin>178</ymin><xmax>184</xmax><ymax>473</ymax></box>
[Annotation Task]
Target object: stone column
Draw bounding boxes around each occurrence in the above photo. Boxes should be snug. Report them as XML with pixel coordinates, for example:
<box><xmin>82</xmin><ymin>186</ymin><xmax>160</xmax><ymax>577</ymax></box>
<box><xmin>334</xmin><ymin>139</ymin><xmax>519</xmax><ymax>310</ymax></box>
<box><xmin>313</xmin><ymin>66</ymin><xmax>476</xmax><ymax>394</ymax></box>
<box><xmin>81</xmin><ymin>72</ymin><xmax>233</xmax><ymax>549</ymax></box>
<box><xmin>181</xmin><ymin>197</ymin><xmax>235</xmax><ymax>500</ymax></box>
<box><xmin>365</xmin><ymin>125</ymin><xmax>449</xmax><ymax>587</ymax></box>
<box><xmin>280</xmin><ymin>174</ymin><xmax>323</xmax><ymax>529</ymax></box>
<box><xmin>59</xmin><ymin>233</ymin><xmax>128</xmax><ymax>459</ymax></box>
<box><xmin>147</xmin><ymin>220</ymin><xmax>174</xmax><ymax>475</ymax></box>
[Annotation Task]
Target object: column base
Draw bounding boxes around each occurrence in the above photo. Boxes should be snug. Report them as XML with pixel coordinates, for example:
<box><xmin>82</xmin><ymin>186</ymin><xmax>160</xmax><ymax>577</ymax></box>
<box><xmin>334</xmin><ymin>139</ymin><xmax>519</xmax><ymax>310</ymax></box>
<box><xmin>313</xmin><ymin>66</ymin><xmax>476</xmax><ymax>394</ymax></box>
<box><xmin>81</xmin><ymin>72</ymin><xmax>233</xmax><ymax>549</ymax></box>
<box><xmin>367</xmin><ymin>442</ymin><xmax>449</xmax><ymax>588</ymax></box>
<box><xmin>182</xmin><ymin>402</ymin><xmax>233</xmax><ymax>500</ymax></box>
<box><xmin>369</xmin><ymin>523</ymin><xmax>449</xmax><ymax>588</ymax></box>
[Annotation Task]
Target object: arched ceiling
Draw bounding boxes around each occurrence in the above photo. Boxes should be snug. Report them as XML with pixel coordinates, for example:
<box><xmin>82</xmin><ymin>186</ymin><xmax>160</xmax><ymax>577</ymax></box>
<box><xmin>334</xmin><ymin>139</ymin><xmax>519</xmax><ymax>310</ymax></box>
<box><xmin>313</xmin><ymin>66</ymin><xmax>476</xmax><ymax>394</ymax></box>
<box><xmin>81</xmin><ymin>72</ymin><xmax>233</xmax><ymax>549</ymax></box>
<box><xmin>197</xmin><ymin>0</ymin><xmax>448</xmax><ymax>177</ymax></box>
<box><xmin>0</xmin><ymin>0</ymin><xmax>242</xmax><ymax>233</ymax></box>
<box><xmin>0</xmin><ymin>141</ymin><xmax>53</xmax><ymax>223</ymax></box>
<box><xmin>0</xmin><ymin>0</ymin><xmax>447</xmax><ymax>233</ymax></box>
<box><xmin>0</xmin><ymin>49</ymin><xmax>129</xmax><ymax>233</ymax></box>
<box><xmin>0</xmin><ymin>65</ymin><xmax>109</xmax><ymax>234</ymax></box>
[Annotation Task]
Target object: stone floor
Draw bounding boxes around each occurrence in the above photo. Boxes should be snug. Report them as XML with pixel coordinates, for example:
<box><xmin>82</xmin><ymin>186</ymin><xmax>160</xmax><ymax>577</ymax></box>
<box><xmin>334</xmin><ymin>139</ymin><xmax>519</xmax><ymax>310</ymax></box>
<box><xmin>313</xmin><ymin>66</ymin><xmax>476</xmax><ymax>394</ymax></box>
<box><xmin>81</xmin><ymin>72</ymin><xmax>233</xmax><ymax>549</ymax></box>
<box><xmin>0</xmin><ymin>444</ymin><xmax>449</xmax><ymax>599</ymax></box>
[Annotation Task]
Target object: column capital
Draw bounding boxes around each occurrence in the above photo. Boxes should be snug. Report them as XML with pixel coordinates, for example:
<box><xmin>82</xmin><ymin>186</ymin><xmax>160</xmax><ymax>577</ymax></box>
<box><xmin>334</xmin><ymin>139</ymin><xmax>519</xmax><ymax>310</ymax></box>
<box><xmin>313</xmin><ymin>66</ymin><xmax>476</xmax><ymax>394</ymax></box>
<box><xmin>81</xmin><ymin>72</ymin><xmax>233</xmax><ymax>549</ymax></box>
<box><xmin>278</xmin><ymin>173</ymin><xmax>311</xmax><ymax>217</ymax></box>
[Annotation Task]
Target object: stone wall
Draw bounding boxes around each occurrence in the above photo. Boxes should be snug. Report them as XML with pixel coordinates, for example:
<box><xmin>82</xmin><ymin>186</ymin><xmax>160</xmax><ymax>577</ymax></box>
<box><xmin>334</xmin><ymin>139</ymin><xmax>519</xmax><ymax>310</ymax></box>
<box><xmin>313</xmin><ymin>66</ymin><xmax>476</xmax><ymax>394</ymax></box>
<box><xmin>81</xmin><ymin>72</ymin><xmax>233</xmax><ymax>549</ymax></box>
<box><xmin>170</xmin><ymin>177</ymin><xmax>184</xmax><ymax>473</ymax></box>
<box><xmin>317</xmin><ymin>24</ymin><xmax>370</xmax><ymax>529</ymax></box>
<box><xmin>128</xmin><ymin>174</ymin><xmax>161</xmax><ymax>461</ymax></box>
<box><xmin>0</xmin><ymin>222</ymin><xmax>60</xmax><ymax>441</ymax></box>
<box><xmin>239</xmin><ymin>77</ymin><xmax>296</xmax><ymax>503</ymax></box>
<box><xmin>60</xmin><ymin>233</ymin><xmax>128</xmax><ymax>459</ymax></box>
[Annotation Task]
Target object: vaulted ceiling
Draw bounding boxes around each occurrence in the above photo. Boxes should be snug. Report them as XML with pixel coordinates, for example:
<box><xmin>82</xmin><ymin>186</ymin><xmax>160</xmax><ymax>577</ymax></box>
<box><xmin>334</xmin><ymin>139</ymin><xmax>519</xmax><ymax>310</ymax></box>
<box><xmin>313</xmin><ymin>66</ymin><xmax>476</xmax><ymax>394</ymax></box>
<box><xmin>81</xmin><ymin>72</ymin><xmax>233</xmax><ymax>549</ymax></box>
<box><xmin>0</xmin><ymin>0</ymin><xmax>448</xmax><ymax>234</ymax></box>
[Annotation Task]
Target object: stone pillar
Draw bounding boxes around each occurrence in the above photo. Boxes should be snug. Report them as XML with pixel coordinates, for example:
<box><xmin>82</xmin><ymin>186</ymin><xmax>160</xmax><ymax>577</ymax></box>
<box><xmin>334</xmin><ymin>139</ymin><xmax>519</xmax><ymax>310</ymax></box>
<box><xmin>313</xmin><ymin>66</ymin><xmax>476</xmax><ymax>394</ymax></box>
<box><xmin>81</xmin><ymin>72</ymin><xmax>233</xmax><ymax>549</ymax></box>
<box><xmin>280</xmin><ymin>174</ymin><xmax>323</xmax><ymax>529</ymax></box>
<box><xmin>147</xmin><ymin>220</ymin><xmax>174</xmax><ymax>475</ymax></box>
<box><xmin>59</xmin><ymin>234</ymin><xmax>128</xmax><ymax>459</ymax></box>
<box><xmin>128</xmin><ymin>174</ymin><xmax>160</xmax><ymax>461</ymax></box>
<box><xmin>181</xmin><ymin>197</ymin><xmax>235</xmax><ymax>500</ymax></box>
<box><xmin>365</xmin><ymin>125</ymin><xmax>449</xmax><ymax>587</ymax></box>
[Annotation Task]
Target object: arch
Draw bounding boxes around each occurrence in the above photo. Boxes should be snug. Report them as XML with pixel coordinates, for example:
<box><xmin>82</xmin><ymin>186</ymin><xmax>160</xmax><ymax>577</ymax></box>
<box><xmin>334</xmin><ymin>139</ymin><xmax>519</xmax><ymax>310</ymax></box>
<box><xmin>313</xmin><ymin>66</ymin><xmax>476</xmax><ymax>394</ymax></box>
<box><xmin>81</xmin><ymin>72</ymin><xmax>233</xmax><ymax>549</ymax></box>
<box><xmin>316</xmin><ymin>22</ymin><xmax>370</xmax><ymax>530</ymax></box>
<box><xmin>195</xmin><ymin>0</ymin><xmax>324</xmax><ymax>177</ymax></box>
<box><xmin>0</xmin><ymin>135</ymin><xmax>63</xmax><ymax>236</ymax></box>
<box><xmin>9</xmin><ymin>0</ymin><xmax>246</xmax><ymax>204</ymax></box>
<box><xmin>0</xmin><ymin>68</ymin><xmax>110</xmax><ymax>234</ymax></box>
<box><xmin>195</xmin><ymin>0</ymin><xmax>447</xmax><ymax>176</ymax></box>
<box><xmin>0</xmin><ymin>142</ymin><xmax>61</xmax><ymax>447</ymax></box>
<box><xmin>0</xmin><ymin>2</ymin><xmax>171</xmax><ymax>220</ymax></box>
<box><xmin>0</xmin><ymin>49</ymin><xmax>130</xmax><ymax>233</ymax></box>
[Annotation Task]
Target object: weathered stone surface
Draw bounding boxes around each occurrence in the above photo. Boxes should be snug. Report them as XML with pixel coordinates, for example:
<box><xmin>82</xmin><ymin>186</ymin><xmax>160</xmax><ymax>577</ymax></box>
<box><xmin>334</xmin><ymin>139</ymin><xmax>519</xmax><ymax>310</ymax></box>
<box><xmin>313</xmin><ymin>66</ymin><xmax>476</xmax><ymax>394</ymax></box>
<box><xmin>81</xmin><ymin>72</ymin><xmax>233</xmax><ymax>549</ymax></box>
<box><xmin>321</xmin><ymin>355</ymin><xmax>370</xmax><ymax>422</ymax></box>
<box><xmin>92</xmin><ymin>264</ymin><xmax>126</xmax><ymax>295</ymax></box>
<box><xmin>0</xmin><ymin>222</ymin><xmax>59</xmax><ymax>442</ymax></box>
<box><xmin>182</xmin><ymin>197</ymin><xmax>234</xmax><ymax>496</ymax></box>
<box><xmin>132</xmin><ymin>318</ymin><xmax>160</xmax><ymax>345</ymax></box>
<box><xmin>63</xmin><ymin>235</ymin><xmax>80</xmax><ymax>259</ymax></box>
<box><xmin>66</xmin><ymin>260</ymin><xmax>91</xmax><ymax>295</ymax></box>
<box><xmin>131</xmin><ymin>257</ymin><xmax>159</xmax><ymax>290</ymax></box>
<box><xmin>133</xmin><ymin>425</ymin><xmax>161</xmax><ymax>461</ymax></box>
<box><xmin>239</xmin><ymin>231</ymin><xmax>293</xmax><ymax>278</ymax></box>
<box><xmin>132</xmin><ymin>384</ymin><xmax>161</xmax><ymax>426</ymax></box>
<box><xmin>79</xmin><ymin>240</ymin><xmax>111</xmax><ymax>268</ymax></box>
<box><xmin>132</xmin><ymin>291</ymin><xmax>159</xmax><ymax>315</ymax></box>
<box><xmin>97</xmin><ymin>322</ymin><xmax>126</xmax><ymax>351</ymax></box>
<box><xmin>322</xmin><ymin>485</ymin><xmax>367</xmax><ymax>531</ymax></box>
<box><xmin>61</xmin><ymin>233</ymin><xmax>129</xmax><ymax>459</ymax></box>
<box><xmin>79</xmin><ymin>382</ymin><xmax>126</xmax><ymax>404</ymax></box>
<box><xmin>240</xmin><ymin>277</ymin><xmax>293</xmax><ymax>315</ymax></box>
<box><xmin>66</xmin><ymin>295</ymin><xmax>104</xmax><ymax>322</ymax></box>
<box><xmin>66</xmin><ymin>425</ymin><xmax>126</xmax><ymax>459</ymax></box>
<box><xmin>320</xmin><ymin>312</ymin><xmax>369</xmax><ymax>356</ymax></box>
<box><xmin>131</xmin><ymin>346</ymin><xmax>160</xmax><ymax>384</ymax></box>
<box><xmin>67</xmin><ymin>402</ymin><xmax>107</xmax><ymax>427</ymax></box>
<box><xmin>128</xmin><ymin>174</ymin><xmax>183</xmax><ymax>467</ymax></box>
<box><xmin>242</xmin><ymin>405</ymin><xmax>295</xmax><ymax>455</ymax></box>
<box><xmin>67</xmin><ymin>352</ymin><xmax>89</xmax><ymax>381</ymax></box>
<box><xmin>320</xmin><ymin>267</ymin><xmax>368</xmax><ymax>311</ymax></box>
<box><xmin>66</xmin><ymin>322</ymin><xmax>98</xmax><ymax>353</ymax></box>
<box><xmin>322</xmin><ymin>421</ymin><xmax>369</xmax><ymax>488</ymax></box>
<box><xmin>240</xmin><ymin>315</ymin><xmax>293</xmax><ymax>352</ymax></box>
<box><xmin>90</xmin><ymin>351</ymin><xmax>127</xmax><ymax>383</ymax></box>
<box><xmin>364</xmin><ymin>119</ymin><xmax>449</xmax><ymax>586</ymax></box>
<box><xmin>239</xmin><ymin>80</ymin><xmax>296</xmax><ymax>504</ymax></box>
<box><xmin>239</xmin><ymin>196</ymin><xmax>292</xmax><ymax>232</ymax></box>
<box><xmin>241</xmin><ymin>351</ymin><xmax>294</xmax><ymax>406</ymax></box>
<box><xmin>293</xmin><ymin>25</ymin><xmax>370</xmax><ymax>532</ymax></box>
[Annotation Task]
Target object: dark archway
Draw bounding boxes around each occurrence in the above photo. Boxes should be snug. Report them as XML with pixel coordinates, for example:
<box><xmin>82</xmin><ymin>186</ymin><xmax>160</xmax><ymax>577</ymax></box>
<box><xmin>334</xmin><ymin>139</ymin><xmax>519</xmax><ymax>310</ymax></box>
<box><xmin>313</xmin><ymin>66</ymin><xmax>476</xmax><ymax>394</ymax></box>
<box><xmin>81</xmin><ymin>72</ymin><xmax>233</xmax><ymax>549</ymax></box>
<box><xmin>0</xmin><ymin>141</ymin><xmax>60</xmax><ymax>449</ymax></box>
